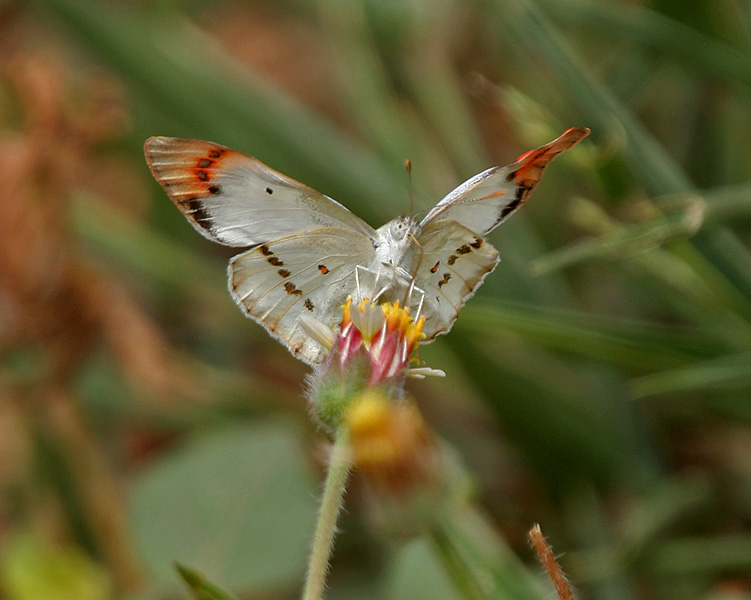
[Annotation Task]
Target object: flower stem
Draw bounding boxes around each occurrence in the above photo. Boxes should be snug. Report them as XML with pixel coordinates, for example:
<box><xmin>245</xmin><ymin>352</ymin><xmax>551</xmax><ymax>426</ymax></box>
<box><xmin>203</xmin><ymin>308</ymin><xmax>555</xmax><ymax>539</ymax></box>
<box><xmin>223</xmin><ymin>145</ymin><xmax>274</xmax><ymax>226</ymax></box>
<box><xmin>302</xmin><ymin>428</ymin><xmax>352</xmax><ymax>600</ymax></box>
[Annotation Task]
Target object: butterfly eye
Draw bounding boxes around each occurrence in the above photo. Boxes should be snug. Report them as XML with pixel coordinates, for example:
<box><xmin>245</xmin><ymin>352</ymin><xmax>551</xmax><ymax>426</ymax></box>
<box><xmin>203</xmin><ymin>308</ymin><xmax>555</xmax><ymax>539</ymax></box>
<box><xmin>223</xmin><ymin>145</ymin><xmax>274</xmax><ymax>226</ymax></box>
<box><xmin>390</xmin><ymin>219</ymin><xmax>408</xmax><ymax>240</ymax></box>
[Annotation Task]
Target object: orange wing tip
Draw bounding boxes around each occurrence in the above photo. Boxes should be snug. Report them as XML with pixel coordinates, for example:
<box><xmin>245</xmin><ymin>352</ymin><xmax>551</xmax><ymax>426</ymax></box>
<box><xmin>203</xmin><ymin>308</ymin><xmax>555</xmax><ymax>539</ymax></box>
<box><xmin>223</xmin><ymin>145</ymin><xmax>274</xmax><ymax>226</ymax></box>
<box><xmin>515</xmin><ymin>127</ymin><xmax>590</xmax><ymax>163</ymax></box>
<box><xmin>511</xmin><ymin>126</ymin><xmax>590</xmax><ymax>184</ymax></box>
<box><xmin>144</xmin><ymin>137</ymin><xmax>234</xmax><ymax>202</ymax></box>
<box><xmin>551</xmin><ymin>126</ymin><xmax>590</xmax><ymax>155</ymax></box>
<box><xmin>559</xmin><ymin>126</ymin><xmax>591</xmax><ymax>145</ymax></box>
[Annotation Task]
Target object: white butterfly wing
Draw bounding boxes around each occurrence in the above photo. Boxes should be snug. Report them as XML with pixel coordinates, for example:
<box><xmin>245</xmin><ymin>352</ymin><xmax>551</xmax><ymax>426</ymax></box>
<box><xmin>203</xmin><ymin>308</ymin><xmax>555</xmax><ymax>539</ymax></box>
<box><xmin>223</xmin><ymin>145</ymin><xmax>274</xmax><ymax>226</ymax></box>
<box><xmin>229</xmin><ymin>227</ymin><xmax>375</xmax><ymax>365</ymax></box>
<box><xmin>145</xmin><ymin>137</ymin><xmax>377</xmax><ymax>247</ymax></box>
<box><xmin>420</xmin><ymin>127</ymin><xmax>590</xmax><ymax>236</ymax></box>
<box><xmin>414</xmin><ymin>221</ymin><xmax>500</xmax><ymax>341</ymax></box>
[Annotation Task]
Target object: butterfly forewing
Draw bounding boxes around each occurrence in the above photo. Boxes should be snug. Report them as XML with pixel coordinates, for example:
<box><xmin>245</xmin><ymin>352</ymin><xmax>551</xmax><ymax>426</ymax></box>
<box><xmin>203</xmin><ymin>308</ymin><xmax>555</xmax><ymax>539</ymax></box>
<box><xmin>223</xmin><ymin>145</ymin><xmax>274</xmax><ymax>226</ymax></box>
<box><xmin>420</xmin><ymin>127</ymin><xmax>590</xmax><ymax>237</ymax></box>
<box><xmin>229</xmin><ymin>227</ymin><xmax>375</xmax><ymax>364</ymax></box>
<box><xmin>145</xmin><ymin>137</ymin><xmax>377</xmax><ymax>247</ymax></box>
<box><xmin>414</xmin><ymin>221</ymin><xmax>500</xmax><ymax>340</ymax></box>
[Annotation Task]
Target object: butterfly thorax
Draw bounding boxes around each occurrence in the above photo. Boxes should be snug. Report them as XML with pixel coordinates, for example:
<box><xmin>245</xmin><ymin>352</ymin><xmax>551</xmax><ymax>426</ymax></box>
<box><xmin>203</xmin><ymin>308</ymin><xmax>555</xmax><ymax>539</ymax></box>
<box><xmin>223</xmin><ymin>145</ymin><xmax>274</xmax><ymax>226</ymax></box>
<box><xmin>359</xmin><ymin>216</ymin><xmax>422</xmax><ymax>304</ymax></box>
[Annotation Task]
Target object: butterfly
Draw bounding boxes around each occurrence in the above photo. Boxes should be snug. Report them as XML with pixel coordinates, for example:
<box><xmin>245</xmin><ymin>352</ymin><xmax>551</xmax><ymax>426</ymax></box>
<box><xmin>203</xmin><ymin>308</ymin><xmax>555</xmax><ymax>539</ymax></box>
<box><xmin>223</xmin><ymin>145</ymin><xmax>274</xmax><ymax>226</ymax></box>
<box><xmin>145</xmin><ymin>127</ymin><xmax>589</xmax><ymax>365</ymax></box>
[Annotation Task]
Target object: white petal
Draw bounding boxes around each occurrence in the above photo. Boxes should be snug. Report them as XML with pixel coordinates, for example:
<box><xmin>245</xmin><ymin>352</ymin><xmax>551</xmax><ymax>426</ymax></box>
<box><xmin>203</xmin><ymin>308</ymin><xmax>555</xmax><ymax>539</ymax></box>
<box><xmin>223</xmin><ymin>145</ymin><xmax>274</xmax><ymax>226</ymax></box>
<box><xmin>407</xmin><ymin>367</ymin><xmax>446</xmax><ymax>379</ymax></box>
<box><xmin>299</xmin><ymin>315</ymin><xmax>336</xmax><ymax>350</ymax></box>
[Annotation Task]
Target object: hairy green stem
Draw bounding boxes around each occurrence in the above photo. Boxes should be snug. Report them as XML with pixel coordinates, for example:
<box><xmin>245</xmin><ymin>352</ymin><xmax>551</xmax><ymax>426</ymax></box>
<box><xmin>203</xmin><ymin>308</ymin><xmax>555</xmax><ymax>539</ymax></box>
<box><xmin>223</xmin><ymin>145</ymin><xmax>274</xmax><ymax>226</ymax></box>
<box><xmin>302</xmin><ymin>429</ymin><xmax>352</xmax><ymax>600</ymax></box>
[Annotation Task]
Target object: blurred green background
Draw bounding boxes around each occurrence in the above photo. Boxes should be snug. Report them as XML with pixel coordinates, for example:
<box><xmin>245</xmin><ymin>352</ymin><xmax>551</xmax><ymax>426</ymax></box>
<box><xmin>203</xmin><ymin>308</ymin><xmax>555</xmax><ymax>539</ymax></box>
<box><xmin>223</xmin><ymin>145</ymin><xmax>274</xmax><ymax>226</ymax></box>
<box><xmin>2</xmin><ymin>0</ymin><xmax>751</xmax><ymax>598</ymax></box>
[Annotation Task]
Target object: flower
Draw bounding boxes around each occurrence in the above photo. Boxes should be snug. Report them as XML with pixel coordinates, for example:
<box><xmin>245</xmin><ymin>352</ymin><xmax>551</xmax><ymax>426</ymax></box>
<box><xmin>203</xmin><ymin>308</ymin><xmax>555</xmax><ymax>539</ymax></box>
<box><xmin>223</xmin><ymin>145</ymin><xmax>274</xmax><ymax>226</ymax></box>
<box><xmin>306</xmin><ymin>298</ymin><xmax>443</xmax><ymax>431</ymax></box>
<box><xmin>344</xmin><ymin>391</ymin><xmax>468</xmax><ymax>535</ymax></box>
<box><xmin>345</xmin><ymin>390</ymin><xmax>439</xmax><ymax>497</ymax></box>
<box><xmin>341</xmin><ymin>299</ymin><xmax>426</xmax><ymax>385</ymax></box>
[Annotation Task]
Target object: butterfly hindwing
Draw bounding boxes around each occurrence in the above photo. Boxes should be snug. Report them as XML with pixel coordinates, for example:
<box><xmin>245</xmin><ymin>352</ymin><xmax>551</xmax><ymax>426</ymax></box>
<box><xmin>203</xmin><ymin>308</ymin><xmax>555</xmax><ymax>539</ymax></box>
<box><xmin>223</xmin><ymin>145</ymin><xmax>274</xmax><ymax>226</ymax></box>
<box><xmin>414</xmin><ymin>220</ymin><xmax>500</xmax><ymax>340</ymax></box>
<box><xmin>420</xmin><ymin>127</ymin><xmax>589</xmax><ymax>237</ymax></box>
<box><xmin>229</xmin><ymin>227</ymin><xmax>375</xmax><ymax>364</ymax></box>
<box><xmin>145</xmin><ymin>137</ymin><xmax>377</xmax><ymax>247</ymax></box>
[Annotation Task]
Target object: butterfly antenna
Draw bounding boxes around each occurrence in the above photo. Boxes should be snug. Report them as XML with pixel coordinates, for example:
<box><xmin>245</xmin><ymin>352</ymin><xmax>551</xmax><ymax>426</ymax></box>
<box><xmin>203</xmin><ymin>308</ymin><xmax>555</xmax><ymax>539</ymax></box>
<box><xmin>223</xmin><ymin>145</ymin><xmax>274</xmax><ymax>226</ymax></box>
<box><xmin>405</xmin><ymin>159</ymin><xmax>414</xmax><ymax>215</ymax></box>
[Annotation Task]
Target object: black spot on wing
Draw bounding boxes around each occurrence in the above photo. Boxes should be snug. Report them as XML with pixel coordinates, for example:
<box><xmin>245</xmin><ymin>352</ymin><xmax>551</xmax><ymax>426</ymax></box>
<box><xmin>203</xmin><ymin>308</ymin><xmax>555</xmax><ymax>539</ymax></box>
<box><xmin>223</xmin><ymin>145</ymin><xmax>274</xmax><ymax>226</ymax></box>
<box><xmin>502</xmin><ymin>197</ymin><xmax>522</xmax><ymax>217</ymax></box>
<box><xmin>495</xmin><ymin>188</ymin><xmax>527</xmax><ymax>226</ymax></box>
<box><xmin>183</xmin><ymin>197</ymin><xmax>212</xmax><ymax>226</ymax></box>
<box><xmin>284</xmin><ymin>282</ymin><xmax>303</xmax><ymax>296</ymax></box>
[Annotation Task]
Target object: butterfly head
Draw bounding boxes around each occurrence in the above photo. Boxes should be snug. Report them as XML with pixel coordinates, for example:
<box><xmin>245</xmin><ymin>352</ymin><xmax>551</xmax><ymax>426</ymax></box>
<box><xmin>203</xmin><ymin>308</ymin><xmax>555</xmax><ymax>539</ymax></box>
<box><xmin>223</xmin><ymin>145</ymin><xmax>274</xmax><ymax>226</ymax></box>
<box><xmin>374</xmin><ymin>216</ymin><xmax>419</xmax><ymax>258</ymax></box>
<box><xmin>385</xmin><ymin>215</ymin><xmax>416</xmax><ymax>241</ymax></box>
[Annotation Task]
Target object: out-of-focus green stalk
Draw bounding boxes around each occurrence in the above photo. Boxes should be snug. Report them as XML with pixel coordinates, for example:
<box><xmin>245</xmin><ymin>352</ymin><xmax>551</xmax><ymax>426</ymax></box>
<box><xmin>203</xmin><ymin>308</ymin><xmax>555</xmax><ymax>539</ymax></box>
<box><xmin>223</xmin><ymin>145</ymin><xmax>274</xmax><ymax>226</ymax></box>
<box><xmin>531</xmin><ymin>194</ymin><xmax>705</xmax><ymax>274</ymax></box>
<box><xmin>404</xmin><ymin>42</ymin><xmax>488</xmax><ymax>178</ymax></box>
<box><xmin>541</xmin><ymin>0</ymin><xmax>751</xmax><ymax>95</ymax></box>
<box><xmin>630</xmin><ymin>351</ymin><xmax>751</xmax><ymax>398</ymax></box>
<box><xmin>71</xmin><ymin>193</ymin><xmax>224</xmax><ymax>299</ymax></box>
<box><xmin>484</xmin><ymin>0</ymin><xmax>751</xmax><ymax>317</ymax></box>
<box><xmin>433</xmin><ymin>508</ymin><xmax>548</xmax><ymax>600</ymax></box>
<box><xmin>457</xmin><ymin>300</ymin><xmax>724</xmax><ymax>371</ymax></box>
<box><xmin>616</xmin><ymin>476</ymin><xmax>711</xmax><ymax>563</ymax></box>
<box><xmin>642</xmin><ymin>535</ymin><xmax>751</xmax><ymax>575</ymax></box>
<box><xmin>316</xmin><ymin>0</ymin><xmax>445</xmax><ymax>199</ymax></box>
<box><xmin>703</xmin><ymin>182</ymin><xmax>751</xmax><ymax>224</ymax></box>
<box><xmin>532</xmin><ymin>196</ymin><xmax>751</xmax><ymax>340</ymax></box>
<box><xmin>570</xmin><ymin>535</ymin><xmax>751</xmax><ymax>579</ymax></box>
<box><xmin>430</xmin><ymin>524</ymin><xmax>488</xmax><ymax>600</ymax></box>
<box><xmin>460</xmin><ymin>335</ymin><xmax>660</xmax><ymax>487</ymax></box>
<box><xmin>486</xmin><ymin>0</ymin><xmax>689</xmax><ymax>194</ymax></box>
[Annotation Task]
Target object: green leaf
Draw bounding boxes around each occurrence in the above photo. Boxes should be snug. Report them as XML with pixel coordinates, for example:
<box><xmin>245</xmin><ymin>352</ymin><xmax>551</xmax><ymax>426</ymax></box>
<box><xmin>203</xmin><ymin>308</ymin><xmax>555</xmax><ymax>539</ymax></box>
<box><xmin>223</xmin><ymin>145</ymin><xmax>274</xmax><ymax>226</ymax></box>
<box><xmin>128</xmin><ymin>421</ymin><xmax>318</xmax><ymax>597</ymax></box>
<box><xmin>174</xmin><ymin>563</ymin><xmax>238</xmax><ymax>600</ymax></box>
<box><xmin>386</xmin><ymin>538</ymin><xmax>463</xmax><ymax>600</ymax></box>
